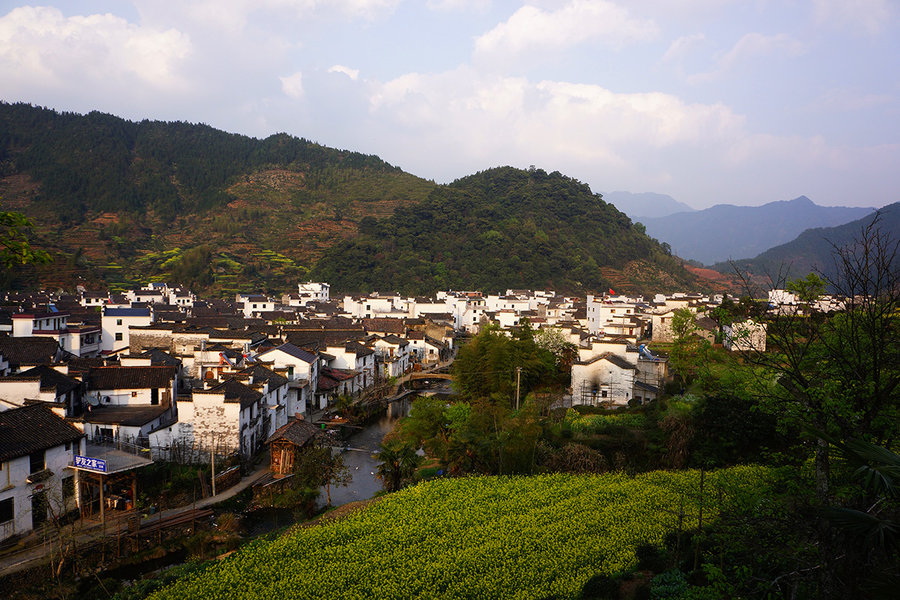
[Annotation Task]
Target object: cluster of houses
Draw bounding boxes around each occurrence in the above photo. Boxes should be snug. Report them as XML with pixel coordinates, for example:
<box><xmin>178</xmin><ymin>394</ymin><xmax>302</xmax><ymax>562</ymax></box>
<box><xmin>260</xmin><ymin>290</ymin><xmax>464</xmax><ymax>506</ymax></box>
<box><xmin>0</xmin><ymin>280</ymin><xmax>805</xmax><ymax>544</ymax></box>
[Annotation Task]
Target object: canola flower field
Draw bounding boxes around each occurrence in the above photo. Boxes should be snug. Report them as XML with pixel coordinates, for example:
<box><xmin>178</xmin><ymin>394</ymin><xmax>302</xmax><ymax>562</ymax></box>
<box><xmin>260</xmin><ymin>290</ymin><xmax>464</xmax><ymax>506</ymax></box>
<box><xmin>563</xmin><ymin>409</ymin><xmax>648</xmax><ymax>433</ymax></box>
<box><xmin>151</xmin><ymin>466</ymin><xmax>771</xmax><ymax>600</ymax></box>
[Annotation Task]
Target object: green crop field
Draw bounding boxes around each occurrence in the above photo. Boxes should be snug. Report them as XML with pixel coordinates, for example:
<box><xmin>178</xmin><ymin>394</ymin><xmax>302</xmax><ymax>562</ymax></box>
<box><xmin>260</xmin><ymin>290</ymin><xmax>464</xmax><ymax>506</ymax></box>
<box><xmin>151</xmin><ymin>467</ymin><xmax>770</xmax><ymax>600</ymax></box>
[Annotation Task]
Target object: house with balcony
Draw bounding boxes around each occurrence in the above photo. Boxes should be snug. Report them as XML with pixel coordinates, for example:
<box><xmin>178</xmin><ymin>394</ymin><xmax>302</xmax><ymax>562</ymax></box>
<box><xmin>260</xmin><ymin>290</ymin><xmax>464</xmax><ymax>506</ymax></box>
<box><xmin>0</xmin><ymin>404</ymin><xmax>85</xmax><ymax>543</ymax></box>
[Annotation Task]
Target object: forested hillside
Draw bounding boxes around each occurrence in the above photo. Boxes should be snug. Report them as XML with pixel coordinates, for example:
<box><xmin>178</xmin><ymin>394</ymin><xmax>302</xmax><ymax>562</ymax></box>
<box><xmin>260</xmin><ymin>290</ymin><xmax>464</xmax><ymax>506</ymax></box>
<box><xmin>1</xmin><ymin>103</ymin><xmax>700</xmax><ymax>295</ymax></box>
<box><xmin>0</xmin><ymin>102</ymin><xmax>434</xmax><ymax>292</ymax></box>
<box><xmin>312</xmin><ymin>167</ymin><xmax>698</xmax><ymax>295</ymax></box>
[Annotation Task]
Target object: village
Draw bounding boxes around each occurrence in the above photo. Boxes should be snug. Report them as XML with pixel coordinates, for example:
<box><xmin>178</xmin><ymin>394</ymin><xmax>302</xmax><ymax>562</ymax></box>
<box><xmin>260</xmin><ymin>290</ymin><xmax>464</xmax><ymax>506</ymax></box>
<box><xmin>0</xmin><ymin>280</ymin><xmax>833</xmax><ymax>561</ymax></box>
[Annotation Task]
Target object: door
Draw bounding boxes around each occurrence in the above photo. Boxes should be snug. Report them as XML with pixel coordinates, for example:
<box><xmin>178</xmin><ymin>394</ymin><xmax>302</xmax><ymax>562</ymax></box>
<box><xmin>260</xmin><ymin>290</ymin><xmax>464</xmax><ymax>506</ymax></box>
<box><xmin>31</xmin><ymin>491</ymin><xmax>47</xmax><ymax>529</ymax></box>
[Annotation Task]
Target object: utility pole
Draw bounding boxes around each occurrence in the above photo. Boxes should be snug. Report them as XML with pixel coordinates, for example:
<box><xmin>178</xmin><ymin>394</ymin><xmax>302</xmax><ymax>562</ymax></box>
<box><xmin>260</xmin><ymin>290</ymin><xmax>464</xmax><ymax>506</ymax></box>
<box><xmin>515</xmin><ymin>367</ymin><xmax>522</xmax><ymax>410</ymax></box>
<box><xmin>210</xmin><ymin>447</ymin><xmax>216</xmax><ymax>497</ymax></box>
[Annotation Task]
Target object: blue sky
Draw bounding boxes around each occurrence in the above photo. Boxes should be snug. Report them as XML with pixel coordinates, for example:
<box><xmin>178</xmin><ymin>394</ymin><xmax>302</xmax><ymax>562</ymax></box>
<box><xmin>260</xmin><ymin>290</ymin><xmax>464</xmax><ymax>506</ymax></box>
<box><xmin>1</xmin><ymin>0</ymin><xmax>897</xmax><ymax>209</ymax></box>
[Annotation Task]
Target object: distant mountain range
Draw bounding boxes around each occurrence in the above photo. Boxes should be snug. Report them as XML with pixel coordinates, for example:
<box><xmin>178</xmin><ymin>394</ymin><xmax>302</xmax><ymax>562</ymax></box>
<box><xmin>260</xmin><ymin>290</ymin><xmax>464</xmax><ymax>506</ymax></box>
<box><xmin>638</xmin><ymin>196</ymin><xmax>875</xmax><ymax>265</ymax></box>
<box><xmin>603</xmin><ymin>191</ymin><xmax>695</xmax><ymax>220</ymax></box>
<box><xmin>711</xmin><ymin>202</ymin><xmax>900</xmax><ymax>285</ymax></box>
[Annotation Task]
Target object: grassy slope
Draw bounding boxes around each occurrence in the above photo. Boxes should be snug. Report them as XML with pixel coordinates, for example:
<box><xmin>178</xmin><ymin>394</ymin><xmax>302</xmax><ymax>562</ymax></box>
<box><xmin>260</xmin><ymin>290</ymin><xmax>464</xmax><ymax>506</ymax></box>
<box><xmin>151</xmin><ymin>467</ymin><xmax>771</xmax><ymax>600</ymax></box>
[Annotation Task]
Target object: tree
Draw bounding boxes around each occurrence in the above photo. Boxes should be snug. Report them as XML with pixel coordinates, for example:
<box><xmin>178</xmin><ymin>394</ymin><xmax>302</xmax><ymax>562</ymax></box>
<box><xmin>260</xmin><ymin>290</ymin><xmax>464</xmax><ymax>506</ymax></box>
<box><xmin>787</xmin><ymin>272</ymin><xmax>825</xmax><ymax>303</ymax></box>
<box><xmin>668</xmin><ymin>307</ymin><xmax>711</xmax><ymax>390</ymax></box>
<box><xmin>1</xmin><ymin>209</ymin><xmax>51</xmax><ymax>269</ymax></box>
<box><xmin>375</xmin><ymin>440</ymin><xmax>422</xmax><ymax>493</ymax></box>
<box><xmin>293</xmin><ymin>436</ymin><xmax>351</xmax><ymax>506</ymax></box>
<box><xmin>730</xmin><ymin>218</ymin><xmax>900</xmax><ymax>597</ymax></box>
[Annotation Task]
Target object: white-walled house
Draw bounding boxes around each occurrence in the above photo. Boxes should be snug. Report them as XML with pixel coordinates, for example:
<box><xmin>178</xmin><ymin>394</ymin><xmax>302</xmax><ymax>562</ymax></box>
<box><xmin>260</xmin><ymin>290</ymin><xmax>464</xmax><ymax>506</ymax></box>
<box><xmin>585</xmin><ymin>296</ymin><xmax>640</xmax><ymax>337</ymax></box>
<box><xmin>297</xmin><ymin>282</ymin><xmax>330</xmax><ymax>304</ymax></box>
<box><xmin>255</xmin><ymin>343</ymin><xmax>319</xmax><ymax>411</ymax></box>
<box><xmin>723</xmin><ymin>320</ymin><xmax>768</xmax><ymax>353</ymax></box>
<box><xmin>177</xmin><ymin>379</ymin><xmax>267</xmax><ymax>459</ymax></box>
<box><xmin>237</xmin><ymin>294</ymin><xmax>276</xmax><ymax>318</ymax></box>
<box><xmin>0</xmin><ymin>404</ymin><xmax>85</xmax><ymax>543</ymax></box>
<box><xmin>322</xmin><ymin>342</ymin><xmax>376</xmax><ymax>392</ymax></box>
<box><xmin>11</xmin><ymin>312</ymin><xmax>101</xmax><ymax>358</ymax></box>
<box><xmin>570</xmin><ymin>353</ymin><xmax>639</xmax><ymax>407</ymax></box>
<box><xmin>101</xmin><ymin>307</ymin><xmax>153</xmax><ymax>354</ymax></box>
<box><xmin>650</xmin><ymin>308</ymin><xmax>690</xmax><ymax>343</ymax></box>
<box><xmin>0</xmin><ymin>365</ymin><xmax>84</xmax><ymax>418</ymax></box>
<box><xmin>79</xmin><ymin>366</ymin><xmax>178</xmax><ymax>442</ymax></box>
<box><xmin>371</xmin><ymin>335</ymin><xmax>411</xmax><ymax>378</ymax></box>
<box><xmin>342</xmin><ymin>294</ymin><xmax>405</xmax><ymax>319</ymax></box>
<box><xmin>232</xmin><ymin>364</ymin><xmax>292</xmax><ymax>438</ymax></box>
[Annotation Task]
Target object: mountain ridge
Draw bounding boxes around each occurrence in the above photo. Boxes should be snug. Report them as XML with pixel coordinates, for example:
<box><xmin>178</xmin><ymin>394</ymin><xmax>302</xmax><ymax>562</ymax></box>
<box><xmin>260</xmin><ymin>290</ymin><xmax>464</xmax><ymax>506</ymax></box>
<box><xmin>639</xmin><ymin>196</ymin><xmax>876</xmax><ymax>265</ymax></box>
<box><xmin>1</xmin><ymin>103</ymin><xmax>701</xmax><ymax>295</ymax></box>
<box><xmin>711</xmin><ymin>202</ymin><xmax>900</xmax><ymax>285</ymax></box>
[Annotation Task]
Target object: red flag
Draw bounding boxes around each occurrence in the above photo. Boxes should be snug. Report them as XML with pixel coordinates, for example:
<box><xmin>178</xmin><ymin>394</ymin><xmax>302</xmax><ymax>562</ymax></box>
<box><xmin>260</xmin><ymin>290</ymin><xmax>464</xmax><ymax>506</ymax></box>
<box><xmin>609</xmin><ymin>288</ymin><xmax>615</xmax><ymax>295</ymax></box>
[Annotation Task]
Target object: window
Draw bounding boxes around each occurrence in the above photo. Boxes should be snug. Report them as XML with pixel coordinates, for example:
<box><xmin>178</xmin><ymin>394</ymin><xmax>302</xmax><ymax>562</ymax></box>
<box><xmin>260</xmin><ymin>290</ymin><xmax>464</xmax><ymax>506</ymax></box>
<box><xmin>131</xmin><ymin>391</ymin><xmax>138</xmax><ymax>397</ymax></box>
<box><xmin>601</xmin><ymin>391</ymin><xmax>608</xmax><ymax>398</ymax></box>
<box><xmin>116</xmin><ymin>319</ymin><xmax>122</xmax><ymax>326</ymax></box>
<box><xmin>0</xmin><ymin>498</ymin><xmax>12</xmax><ymax>524</ymax></box>
<box><xmin>115</xmin><ymin>332</ymin><xmax>123</xmax><ymax>341</ymax></box>
<box><xmin>29</xmin><ymin>450</ymin><xmax>44</xmax><ymax>474</ymax></box>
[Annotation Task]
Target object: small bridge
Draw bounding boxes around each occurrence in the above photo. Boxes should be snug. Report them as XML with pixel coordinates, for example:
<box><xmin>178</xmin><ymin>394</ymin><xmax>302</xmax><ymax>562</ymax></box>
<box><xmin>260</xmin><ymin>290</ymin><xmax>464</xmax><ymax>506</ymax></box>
<box><xmin>408</xmin><ymin>372</ymin><xmax>454</xmax><ymax>381</ymax></box>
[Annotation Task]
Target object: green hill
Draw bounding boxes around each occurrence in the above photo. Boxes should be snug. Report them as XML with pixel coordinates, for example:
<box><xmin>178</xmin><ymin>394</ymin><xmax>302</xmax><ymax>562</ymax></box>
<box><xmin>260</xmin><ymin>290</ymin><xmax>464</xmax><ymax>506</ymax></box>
<box><xmin>0</xmin><ymin>102</ymin><xmax>434</xmax><ymax>293</ymax></box>
<box><xmin>150</xmin><ymin>467</ymin><xmax>771</xmax><ymax>600</ymax></box>
<box><xmin>1</xmin><ymin>103</ymin><xmax>698</xmax><ymax>295</ymax></box>
<box><xmin>311</xmin><ymin>167</ymin><xmax>697</xmax><ymax>295</ymax></box>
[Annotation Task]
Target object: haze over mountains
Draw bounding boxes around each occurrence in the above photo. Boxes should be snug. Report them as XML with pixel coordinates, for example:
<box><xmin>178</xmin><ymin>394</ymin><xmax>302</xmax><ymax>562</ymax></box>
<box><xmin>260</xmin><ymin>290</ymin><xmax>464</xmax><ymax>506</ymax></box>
<box><xmin>602</xmin><ymin>191</ymin><xmax>695</xmax><ymax>220</ymax></box>
<box><xmin>713</xmin><ymin>202</ymin><xmax>900</xmax><ymax>286</ymax></box>
<box><xmin>636</xmin><ymin>197</ymin><xmax>876</xmax><ymax>265</ymax></box>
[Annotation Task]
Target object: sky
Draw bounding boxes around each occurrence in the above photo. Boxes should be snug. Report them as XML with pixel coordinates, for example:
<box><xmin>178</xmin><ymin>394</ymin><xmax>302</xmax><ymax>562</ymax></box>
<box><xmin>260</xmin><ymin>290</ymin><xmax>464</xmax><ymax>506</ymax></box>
<box><xmin>0</xmin><ymin>0</ymin><xmax>898</xmax><ymax>210</ymax></box>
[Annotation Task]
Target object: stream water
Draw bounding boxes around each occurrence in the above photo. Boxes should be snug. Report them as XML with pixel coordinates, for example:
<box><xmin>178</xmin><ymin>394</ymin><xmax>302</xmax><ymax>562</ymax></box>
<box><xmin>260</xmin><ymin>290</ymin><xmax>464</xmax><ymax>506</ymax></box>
<box><xmin>244</xmin><ymin>394</ymin><xmax>415</xmax><ymax>536</ymax></box>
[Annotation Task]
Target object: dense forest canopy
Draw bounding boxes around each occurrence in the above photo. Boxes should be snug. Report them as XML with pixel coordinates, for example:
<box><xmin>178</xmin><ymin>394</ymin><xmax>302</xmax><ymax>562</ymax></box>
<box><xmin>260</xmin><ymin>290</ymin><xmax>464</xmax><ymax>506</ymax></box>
<box><xmin>311</xmin><ymin>166</ymin><xmax>696</xmax><ymax>295</ymax></box>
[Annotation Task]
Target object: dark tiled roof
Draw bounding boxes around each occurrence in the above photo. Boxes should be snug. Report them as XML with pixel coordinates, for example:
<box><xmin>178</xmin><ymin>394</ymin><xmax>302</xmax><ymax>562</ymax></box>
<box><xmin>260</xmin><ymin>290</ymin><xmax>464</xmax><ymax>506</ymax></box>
<box><xmin>201</xmin><ymin>378</ymin><xmax>263</xmax><ymax>408</ymax></box>
<box><xmin>239</xmin><ymin>364</ymin><xmax>289</xmax><ymax>389</ymax></box>
<box><xmin>82</xmin><ymin>404</ymin><xmax>170</xmax><ymax>426</ymax></box>
<box><xmin>266</xmin><ymin>418</ymin><xmax>321</xmax><ymax>447</ymax></box>
<box><xmin>0</xmin><ymin>404</ymin><xmax>83</xmax><ymax>462</ymax></box>
<box><xmin>345</xmin><ymin>342</ymin><xmax>374</xmax><ymax>358</ymax></box>
<box><xmin>104</xmin><ymin>307</ymin><xmax>151</xmax><ymax>317</ymax></box>
<box><xmin>0</xmin><ymin>336</ymin><xmax>60</xmax><ymax>367</ymax></box>
<box><xmin>259</xmin><ymin>343</ymin><xmax>317</xmax><ymax>364</ymax></box>
<box><xmin>134</xmin><ymin>349</ymin><xmax>182</xmax><ymax>367</ymax></box>
<box><xmin>65</xmin><ymin>357</ymin><xmax>117</xmax><ymax>377</ymax></box>
<box><xmin>87</xmin><ymin>366</ymin><xmax>176</xmax><ymax>390</ymax></box>
<box><xmin>604</xmin><ymin>353</ymin><xmax>637</xmax><ymax>370</ymax></box>
<box><xmin>2</xmin><ymin>365</ymin><xmax>81</xmax><ymax>396</ymax></box>
<box><xmin>361</xmin><ymin>318</ymin><xmax>407</xmax><ymax>335</ymax></box>
<box><xmin>322</xmin><ymin>367</ymin><xmax>355</xmax><ymax>381</ymax></box>
<box><xmin>317</xmin><ymin>373</ymin><xmax>340</xmax><ymax>391</ymax></box>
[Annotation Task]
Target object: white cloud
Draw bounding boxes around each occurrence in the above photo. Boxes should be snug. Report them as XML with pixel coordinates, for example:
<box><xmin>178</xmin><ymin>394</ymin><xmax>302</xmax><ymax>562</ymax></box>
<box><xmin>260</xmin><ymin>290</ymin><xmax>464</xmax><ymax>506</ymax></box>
<box><xmin>367</xmin><ymin>67</ymin><xmax>747</xmax><ymax>176</ymax></box>
<box><xmin>688</xmin><ymin>32</ymin><xmax>807</xmax><ymax>83</ymax></box>
<box><xmin>473</xmin><ymin>0</ymin><xmax>658</xmax><ymax>65</ymax></box>
<box><xmin>811</xmin><ymin>88</ymin><xmax>894</xmax><ymax>112</ymax></box>
<box><xmin>812</xmin><ymin>0</ymin><xmax>894</xmax><ymax>35</ymax></box>
<box><xmin>662</xmin><ymin>33</ymin><xmax>706</xmax><ymax>63</ymax></box>
<box><xmin>426</xmin><ymin>0</ymin><xmax>491</xmax><ymax>11</ymax></box>
<box><xmin>328</xmin><ymin>64</ymin><xmax>360</xmax><ymax>80</ymax></box>
<box><xmin>280</xmin><ymin>71</ymin><xmax>305</xmax><ymax>98</ymax></box>
<box><xmin>0</xmin><ymin>6</ymin><xmax>191</xmax><ymax>92</ymax></box>
<box><xmin>358</xmin><ymin>64</ymin><xmax>893</xmax><ymax>207</ymax></box>
<box><xmin>135</xmin><ymin>0</ymin><xmax>401</xmax><ymax>33</ymax></box>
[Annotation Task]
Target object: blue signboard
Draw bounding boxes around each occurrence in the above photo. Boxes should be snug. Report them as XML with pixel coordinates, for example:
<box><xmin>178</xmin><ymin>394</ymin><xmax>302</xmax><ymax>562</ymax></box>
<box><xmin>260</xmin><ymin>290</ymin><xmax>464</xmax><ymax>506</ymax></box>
<box><xmin>74</xmin><ymin>455</ymin><xmax>107</xmax><ymax>473</ymax></box>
